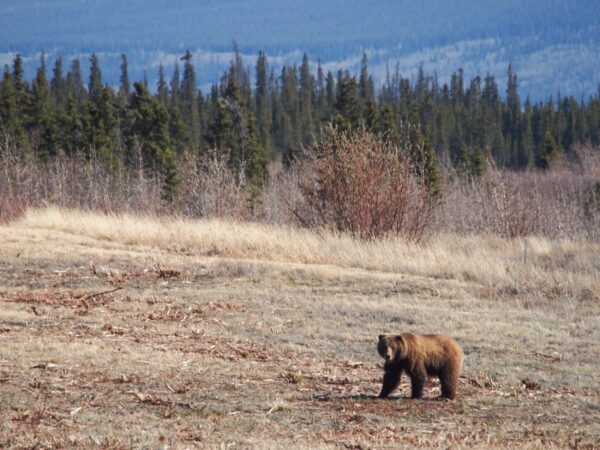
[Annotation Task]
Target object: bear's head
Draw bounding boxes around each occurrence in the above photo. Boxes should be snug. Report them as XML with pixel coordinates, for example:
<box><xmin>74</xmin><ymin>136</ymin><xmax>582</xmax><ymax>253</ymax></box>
<box><xmin>378</xmin><ymin>334</ymin><xmax>407</xmax><ymax>362</ymax></box>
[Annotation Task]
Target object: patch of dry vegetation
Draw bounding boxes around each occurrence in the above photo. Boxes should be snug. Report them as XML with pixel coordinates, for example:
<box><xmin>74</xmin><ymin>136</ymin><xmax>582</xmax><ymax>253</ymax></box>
<box><xmin>1</xmin><ymin>208</ymin><xmax>599</xmax><ymax>448</ymax></box>
<box><xmin>20</xmin><ymin>208</ymin><xmax>600</xmax><ymax>301</ymax></box>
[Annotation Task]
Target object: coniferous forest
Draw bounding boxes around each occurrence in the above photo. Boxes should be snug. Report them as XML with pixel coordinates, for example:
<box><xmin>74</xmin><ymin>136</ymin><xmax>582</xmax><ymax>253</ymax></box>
<box><xmin>1</xmin><ymin>49</ymin><xmax>599</xmax><ymax>239</ymax></box>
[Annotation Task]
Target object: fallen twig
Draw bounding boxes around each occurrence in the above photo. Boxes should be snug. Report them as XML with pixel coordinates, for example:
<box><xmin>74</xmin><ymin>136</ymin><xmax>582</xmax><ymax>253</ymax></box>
<box><xmin>80</xmin><ymin>287</ymin><xmax>123</xmax><ymax>301</ymax></box>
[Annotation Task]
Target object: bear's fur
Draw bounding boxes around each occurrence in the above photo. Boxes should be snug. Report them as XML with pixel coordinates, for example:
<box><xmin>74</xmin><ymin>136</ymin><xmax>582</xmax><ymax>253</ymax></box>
<box><xmin>377</xmin><ymin>333</ymin><xmax>463</xmax><ymax>400</ymax></box>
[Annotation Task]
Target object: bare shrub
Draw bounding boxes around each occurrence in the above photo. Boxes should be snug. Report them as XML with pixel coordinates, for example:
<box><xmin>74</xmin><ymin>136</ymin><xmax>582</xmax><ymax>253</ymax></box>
<box><xmin>175</xmin><ymin>150</ymin><xmax>250</xmax><ymax>220</ymax></box>
<box><xmin>438</xmin><ymin>144</ymin><xmax>600</xmax><ymax>240</ymax></box>
<box><xmin>0</xmin><ymin>186</ymin><xmax>25</xmax><ymax>223</ymax></box>
<box><xmin>2</xmin><ymin>151</ymin><xmax>164</xmax><ymax>214</ymax></box>
<box><xmin>292</xmin><ymin>126</ymin><xmax>435</xmax><ymax>241</ymax></box>
<box><xmin>446</xmin><ymin>170</ymin><xmax>540</xmax><ymax>238</ymax></box>
<box><xmin>257</xmin><ymin>160</ymin><xmax>303</xmax><ymax>224</ymax></box>
<box><xmin>0</xmin><ymin>148</ymin><xmax>251</xmax><ymax>220</ymax></box>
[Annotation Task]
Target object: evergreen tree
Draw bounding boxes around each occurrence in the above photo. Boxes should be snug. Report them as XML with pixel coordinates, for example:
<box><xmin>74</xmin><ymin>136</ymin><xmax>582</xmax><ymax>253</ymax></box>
<box><xmin>29</xmin><ymin>53</ymin><xmax>54</xmax><ymax>157</ymax></box>
<box><xmin>314</xmin><ymin>60</ymin><xmax>328</xmax><ymax>124</ymax></box>
<box><xmin>407</xmin><ymin>106</ymin><xmax>441</xmax><ymax>199</ymax></box>
<box><xmin>231</xmin><ymin>40</ymin><xmax>251</xmax><ymax>107</ymax></box>
<box><xmin>50</xmin><ymin>56</ymin><xmax>66</xmax><ymax>110</ymax></box>
<box><xmin>119</xmin><ymin>54</ymin><xmax>131</xmax><ymax>100</ymax></box>
<box><xmin>82</xmin><ymin>86</ymin><xmax>119</xmax><ymax>167</ymax></box>
<box><xmin>0</xmin><ymin>65</ymin><xmax>26</xmax><ymax>149</ymax></box>
<box><xmin>299</xmin><ymin>53</ymin><xmax>315</xmax><ymax>145</ymax></box>
<box><xmin>325</xmin><ymin>71</ymin><xmax>336</xmax><ymax>117</ymax></box>
<box><xmin>170</xmin><ymin>61</ymin><xmax>180</xmax><ymax>107</ymax></box>
<box><xmin>245</xmin><ymin>113</ymin><xmax>268</xmax><ymax>200</ymax></box>
<box><xmin>359</xmin><ymin>53</ymin><xmax>375</xmax><ymax>103</ymax></box>
<box><xmin>335</xmin><ymin>71</ymin><xmax>360</xmax><ymax>129</ymax></box>
<box><xmin>376</xmin><ymin>102</ymin><xmax>399</xmax><ymax>144</ymax></box>
<box><xmin>280</xmin><ymin>66</ymin><xmax>299</xmax><ymax>154</ymax></box>
<box><xmin>520</xmin><ymin>97</ymin><xmax>534</xmax><ymax>167</ymax></box>
<box><xmin>88</xmin><ymin>53</ymin><xmax>103</xmax><ymax>100</ymax></box>
<box><xmin>128</xmin><ymin>81</ymin><xmax>178</xmax><ymax>199</ymax></box>
<box><xmin>180</xmin><ymin>50</ymin><xmax>201</xmax><ymax>149</ymax></box>
<box><xmin>168</xmin><ymin>61</ymin><xmax>188</xmax><ymax>151</ymax></box>
<box><xmin>197</xmin><ymin>90</ymin><xmax>208</xmax><ymax>150</ymax></box>
<box><xmin>536</xmin><ymin>131</ymin><xmax>558</xmax><ymax>169</ymax></box>
<box><xmin>504</xmin><ymin>62</ymin><xmax>522</xmax><ymax>166</ymax></box>
<box><xmin>450</xmin><ymin>69</ymin><xmax>464</xmax><ymax>105</ymax></box>
<box><xmin>56</xmin><ymin>89</ymin><xmax>83</xmax><ymax>155</ymax></box>
<box><xmin>12</xmin><ymin>54</ymin><xmax>30</xmax><ymax>131</ymax></box>
<box><xmin>156</xmin><ymin>64</ymin><xmax>168</xmax><ymax>107</ymax></box>
<box><xmin>66</xmin><ymin>58</ymin><xmax>85</xmax><ymax>107</ymax></box>
<box><xmin>255</xmin><ymin>51</ymin><xmax>272</xmax><ymax>154</ymax></box>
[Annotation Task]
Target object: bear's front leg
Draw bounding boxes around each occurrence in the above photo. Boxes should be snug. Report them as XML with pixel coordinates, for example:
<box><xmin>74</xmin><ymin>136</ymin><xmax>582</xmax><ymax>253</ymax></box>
<box><xmin>409</xmin><ymin>365</ymin><xmax>427</xmax><ymax>398</ymax></box>
<box><xmin>379</xmin><ymin>366</ymin><xmax>401</xmax><ymax>398</ymax></box>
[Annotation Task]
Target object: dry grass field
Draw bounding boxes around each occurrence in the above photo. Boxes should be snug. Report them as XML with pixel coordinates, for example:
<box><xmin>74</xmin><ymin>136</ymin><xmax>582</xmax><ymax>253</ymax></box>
<box><xmin>1</xmin><ymin>208</ymin><xmax>599</xmax><ymax>449</ymax></box>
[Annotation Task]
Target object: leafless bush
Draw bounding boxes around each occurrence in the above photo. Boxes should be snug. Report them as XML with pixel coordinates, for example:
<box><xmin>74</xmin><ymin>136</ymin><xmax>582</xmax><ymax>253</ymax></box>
<box><xmin>0</xmin><ymin>150</ymin><xmax>165</xmax><ymax>214</ymax></box>
<box><xmin>291</xmin><ymin>126</ymin><xmax>435</xmax><ymax>241</ymax></box>
<box><xmin>175</xmin><ymin>150</ymin><xmax>250</xmax><ymax>219</ymax></box>
<box><xmin>0</xmin><ymin>186</ymin><xmax>25</xmax><ymax>223</ymax></box>
<box><xmin>2</xmin><ymin>124</ymin><xmax>598</xmax><ymax>241</ymax></box>
<box><xmin>257</xmin><ymin>160</ymin><xmax>303</xmax><ymax>224</ymax></box>
<box><xmin>438</xmin><ymin>144</ymin><xmax>600</xmax><ymax>240</ymax></box>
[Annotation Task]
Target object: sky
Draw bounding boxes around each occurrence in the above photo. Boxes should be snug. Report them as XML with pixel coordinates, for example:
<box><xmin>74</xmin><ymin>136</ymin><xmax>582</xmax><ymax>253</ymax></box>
<box><xmin>1</xmin><ymin>0</ymin><xmax>599</xmax><ymax>101</ymax></box>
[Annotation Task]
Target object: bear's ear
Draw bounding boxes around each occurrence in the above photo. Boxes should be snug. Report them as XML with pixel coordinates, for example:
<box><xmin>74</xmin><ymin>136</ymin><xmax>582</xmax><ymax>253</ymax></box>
<box><xmin>394</xmin><ymin>335</ymin><xmax>404</xmax><ymax>343</ymax></box>
<box><xmin>378</xmin><ymin>334</ymin><xmax>384</xmax><ymax>340</ymax></box>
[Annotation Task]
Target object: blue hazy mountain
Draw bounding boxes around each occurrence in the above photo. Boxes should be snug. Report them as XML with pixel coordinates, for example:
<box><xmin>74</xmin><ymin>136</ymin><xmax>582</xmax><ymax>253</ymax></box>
<box><xmin>1</xmin><ymin>0</ymin><xmax>599</xmax><ymax>101</ymax></box>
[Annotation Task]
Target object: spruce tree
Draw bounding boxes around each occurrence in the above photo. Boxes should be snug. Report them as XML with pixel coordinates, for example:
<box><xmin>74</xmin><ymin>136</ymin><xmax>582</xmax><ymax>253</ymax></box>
<box><xmin>255</xmin><ymin>51</ymin><xmax>272</xmax><ymax>154</ymax></box>
<box><xmin>168</xmin><ymin>61</ymin><xmax>188</xmax><ymax>151</ymax></box>
<box><xmin>376</xmin><ymin>102</ymin><xmax>399</xmax><ymax>144</ymax></box>
<box><xmin>359</xmin><ymin>53</ymin><xmax>375</xmax><ymax>102</ymax></box>
<box><xmin>520</xmin><ymin>97</ymin><xmax>534</xmax><ymax>167</ymax></box>
<box><xmin>536</xmin><ymin>131</ymin><xmax>558</xmax><ymax>169</ymax></box>
<box><xmin>325</xmin><ymin>71</ymin><xmax>336</xmax><ymax>117</ymax></box>
<box><xmin>180</xmin><ymin>50</ymin><xmax>201</xmax><ymax>149</ymax></box>
<box><xmin>128</xmin><ymin>81</ymin><xmax>178</xmax><ymax>199</ymax></box>
<box><xmin>82</xmin><ymin>86</ymin><xmax>119</xmax><ymax>167</ymax></box>
<box><xmin>280</xmin><ymin>66</ymin><xmax>299</xmax><ymax>153</ymax></box>
<box><xmin>50</xmin><ymin>56</ymin><xmax>66</xmax><ymax>110</ymax></box>
<box><xmin>245</xmin><ymin>113</ymin><xmax>268</xmax><ymax>200</ymax></box>
<box><xmin>335</xmin><ymin>71</ymin><xmax>360</xmax><ymax>129</ymax></box>
<box><xmin>314</xmin><ymin>60</ymin><xmax>328</xmax><ymax>124</ymax></box>
<box><xmin>29</xmin><ymin>53</ymin><xmax>54</xmax><ymax>157</ymax></box>
<box><xmin>407</xmin><ymin>105</ymin><xmax>441</xmax><ymax>199</ymax></box>
<box><xmin>88</xmin><ymin>53</ymin><xmax>103</xmax><ymax>100</ymax></box>
<box><xmin>0</xmin><ymin>65</ymin><xmax>26</xmax><ymax>150</ymax></box>
<box><xmin>56</xmin><ymin>89</ymin><xmax>83</xmax><ymax>155</ymax></box>
<box><xmin>12</xmin><ymin>54</ymin><xmax>30</xmax><ymax>131</ymax></box>
<box><xmin>66</xmin><ymin>58</ymin><xmax>85</xmax><ymax>107</ymax></box>
<box><xmin>299</xmin><ymin>53</ymin><xmax>315</xmax><ymax>145</ymax></box>
<box><xmin>156</xmin><ymin>64</ymin><xmax>168</xmax><ymax>107</ymax></box>
<box><xmin>119</xmin><ymin>54</ymin><xmax>131</xmax><ymax>100</ymax></box>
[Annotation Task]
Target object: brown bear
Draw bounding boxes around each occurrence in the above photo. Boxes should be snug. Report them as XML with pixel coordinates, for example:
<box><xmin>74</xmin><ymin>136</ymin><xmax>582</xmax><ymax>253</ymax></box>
<box><xmin>377</xmin><ymin>333</ymin><xmax>463</xmax><ymax>400</ymax></box>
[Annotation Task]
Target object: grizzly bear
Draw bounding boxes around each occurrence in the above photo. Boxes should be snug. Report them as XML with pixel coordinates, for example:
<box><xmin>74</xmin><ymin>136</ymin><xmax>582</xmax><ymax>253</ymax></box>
<box><xmin>377</xmin><ymin>333</ymin><xmax>463</xmax><ymax>400</ymax></box>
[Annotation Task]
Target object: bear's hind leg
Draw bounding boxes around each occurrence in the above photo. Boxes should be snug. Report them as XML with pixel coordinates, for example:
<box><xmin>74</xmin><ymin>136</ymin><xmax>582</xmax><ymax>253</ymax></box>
<box><xmin>439</xmin><ymin>366</ymin><xmax>459</xmax><ymax>399</ymax></box>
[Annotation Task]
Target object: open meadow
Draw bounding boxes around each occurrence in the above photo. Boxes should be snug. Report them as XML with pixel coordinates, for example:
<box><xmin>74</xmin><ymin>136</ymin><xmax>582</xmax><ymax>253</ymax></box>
<box><xmin>1</xmin><ymin>208</ymin><xmax>599</xmax><ymax>448</ymax></box>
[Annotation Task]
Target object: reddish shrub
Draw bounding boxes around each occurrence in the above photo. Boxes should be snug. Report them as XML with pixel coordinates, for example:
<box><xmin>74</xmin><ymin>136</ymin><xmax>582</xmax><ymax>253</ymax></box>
<box><xmin>0</xmin><ymin>186</ymin><xmax>26</xmax><ymax>223</ymax></box>
<box><xmin>293</xmin><ymin>126</ymin><xmax>435</xmax><ymax>241</ymax></box>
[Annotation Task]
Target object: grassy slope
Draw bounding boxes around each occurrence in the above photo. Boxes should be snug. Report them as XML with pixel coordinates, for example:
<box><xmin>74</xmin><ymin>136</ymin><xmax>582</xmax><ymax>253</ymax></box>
<box><xmin>0</xmin><ymin>208</ymin><xmax>599</xmax><ymax>448</ymax></box>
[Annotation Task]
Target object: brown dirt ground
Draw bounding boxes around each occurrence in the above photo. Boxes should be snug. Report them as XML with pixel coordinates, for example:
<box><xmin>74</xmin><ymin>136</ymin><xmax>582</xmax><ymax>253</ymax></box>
<box><xmin>0</xmin><ymin>226</ymin><xmax>599</xmax><ymax>449</ymax></box>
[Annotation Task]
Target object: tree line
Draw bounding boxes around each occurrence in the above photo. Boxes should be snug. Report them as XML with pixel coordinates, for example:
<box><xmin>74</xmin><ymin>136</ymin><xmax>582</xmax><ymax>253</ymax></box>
<box><xmin>1</xmin><ymin>48</ymin><xmax>600</xmax><ymax>200</ymax></box>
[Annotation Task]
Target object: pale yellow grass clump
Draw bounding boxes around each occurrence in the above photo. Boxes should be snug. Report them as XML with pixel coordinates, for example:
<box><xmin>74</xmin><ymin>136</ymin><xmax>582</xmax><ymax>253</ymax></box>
<box><xmin>16</xmin><ymin>207</ymin><xmax>600</xmax><ymax>301</ymax></box>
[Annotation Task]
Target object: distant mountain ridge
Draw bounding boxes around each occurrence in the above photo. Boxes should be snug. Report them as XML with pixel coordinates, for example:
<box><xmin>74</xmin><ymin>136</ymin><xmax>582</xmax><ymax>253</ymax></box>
<box><xmin>1</xmin><ymin>0</ymin><xmax>599</xmax><ymax>101</ymax></box>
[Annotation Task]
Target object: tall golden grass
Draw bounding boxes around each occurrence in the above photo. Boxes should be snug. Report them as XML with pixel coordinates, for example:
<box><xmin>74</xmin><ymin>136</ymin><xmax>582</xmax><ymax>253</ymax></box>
<box><xmin>16</xmin><ymin>207</ymin><xmax>599</xmax><ymax>302</ymax></box>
